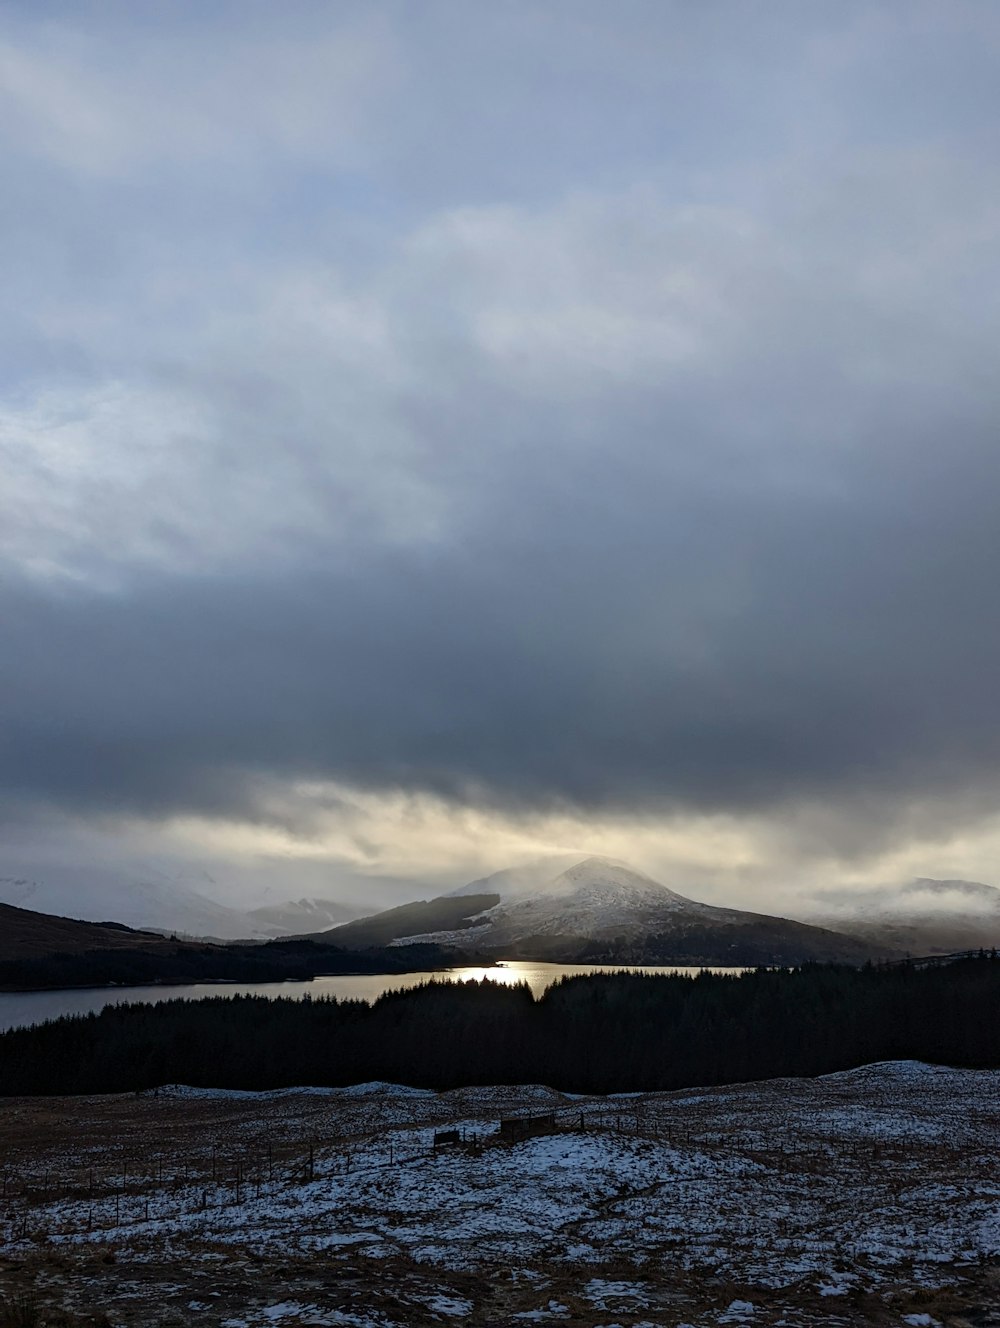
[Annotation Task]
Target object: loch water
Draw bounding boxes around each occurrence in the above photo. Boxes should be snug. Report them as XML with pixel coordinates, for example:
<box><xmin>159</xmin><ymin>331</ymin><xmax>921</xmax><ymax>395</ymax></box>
<box><xmin>0</xmin><ymin>960</ymin><xmax>746</xmax><ymax>1032</ymax></box>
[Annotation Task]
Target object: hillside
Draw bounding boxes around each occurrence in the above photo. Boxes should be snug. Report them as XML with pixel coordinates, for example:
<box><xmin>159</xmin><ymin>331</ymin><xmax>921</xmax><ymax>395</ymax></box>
<box><xmin>302</xmin><ymin>893</ymin><xmax>501</xmax><ymax>949</ymax></box>
<box><xmin>0</xmin><ymin>901</ymin><xmax>172</xmax><ymax>961</ymax></box>
<box><xmin>808</xmin><ymin>877</ymin><xmax>1000</xmax><ymax>955</ymax></box>
<box><xmin>0</xmin><ymin>901</ymin><xmax>460</xmax><ymax>992</ymax></box>
<box><xmin>0</xmin><ymin>873</ymin><xmax>364</xmax><ymax>941</ymax></box>
<box><xmin>246</xmin><ymin>897</ymin><xmax>360</xmax><ymax>934</ymax></box>
<box><xmin>320</xmin><ymin>857</ymin><xmax>892</xmax><ymax>965</ymax></box>
<box><xmin>2</xmin><ymin>1060</ymin><xmax>999</xmax><ymax>1326</ymax></box>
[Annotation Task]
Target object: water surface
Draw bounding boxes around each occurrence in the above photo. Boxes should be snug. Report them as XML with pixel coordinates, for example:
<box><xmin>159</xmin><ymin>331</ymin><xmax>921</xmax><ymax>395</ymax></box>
<box><xmin>0</xmin><ymin>961</ymin><xmax>744</xmax><ymax>1033</ymax></box>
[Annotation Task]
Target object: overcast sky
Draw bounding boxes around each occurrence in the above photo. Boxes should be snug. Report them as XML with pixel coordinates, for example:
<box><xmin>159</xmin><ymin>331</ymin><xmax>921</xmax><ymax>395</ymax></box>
<box><xmin>3</xmin><ymin>1</ymin><xmax>1000</xmax><ymax>914</ymax></box>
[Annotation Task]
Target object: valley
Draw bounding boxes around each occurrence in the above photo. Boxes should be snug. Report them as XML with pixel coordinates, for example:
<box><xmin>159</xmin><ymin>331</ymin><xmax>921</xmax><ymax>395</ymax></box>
<box><xmin>0</xmin><ymin>857</ymin><xmax>907</xmax><ymax>996</ymax></box>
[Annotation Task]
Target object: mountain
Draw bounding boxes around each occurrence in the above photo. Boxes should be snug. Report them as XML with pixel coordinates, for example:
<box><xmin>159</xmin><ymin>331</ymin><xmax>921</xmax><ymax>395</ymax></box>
<box><xmin>304</xmin><ymin>894</ymin><xmax>501</xmax><ymax>950</ymax></box>
<box><xmin>246</xmin><ymin>898</ymin><xmax>361</xmax><ymax>934</ymax></box>
<box><xmin>449</xmin><ymin>855</ymin><xmax>588</xmax><ymax>901</ymax></box>
<box><xmin>0</xmin><ymin>873</ymin><xmax>364</xmax><ymax>941</ymax></box>
<box><xmin>317</xmin><ymin>856</ymin><xmax>892</xmax><ymax>966</ymax></box>
<box><xmin>906</xmin><ymin>877</ymin><xmax>1000</xmax><ymax>903</ymax></box>
<box><xmin>0</xmin><ymin>899</ymin><xmax>461</xmax><ymax>991</ymax></box>
<box><xmin>0</xmin><ymin>871</ymin><xmax>265</xmax><ymax>940</ymax></box>
<box><xmin>808</xmin><ymin>878</ymin><xmax>1000</xmax><ymax>955</ymax></box>
<box><xmin>0</xmin><ymin>901</ymin><xmax>172</xmax><ymax>962</ymax></box>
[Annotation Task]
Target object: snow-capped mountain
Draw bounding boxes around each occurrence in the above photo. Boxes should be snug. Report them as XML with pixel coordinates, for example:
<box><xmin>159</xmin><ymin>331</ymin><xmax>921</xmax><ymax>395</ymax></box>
<box><xmin>322</xmin><ymin>855</ymin><xmax>890</xmax><ymax>965</ymax></box>
<box><xmin>470</xmin><ymin>857</ymin><xmax>719</xmax><ymax>946</ymax></box>
<box><xmin>448</xmin><ymin>855</ymin><xmax>587</xmax><ymax>902</ymax></box>
<box><xmin>0</xmin><ymin>872</ymin><xmax>361</xmax><ymax>941</ymax></box>
<box><xmin>906</xmin><ymin>878</ymin><xmax>1000</xmax><ymax>905</ymax></box>
<box><xmin>0</xmin><ymin>872</ymin><xmax>257</xmax><ymax>939</ymax></box>
<box><xmin>415</xmin><ymin>856</ymin><xmax>776</xmax><ymax>948</ymax></box>
<box><xmin>806</xmin><ymin>878</ymin><xmax>1000</xmax><ymax>955</ymax></box>
<box><xmin>246</xmin><ymin>897</ymin><xmax>361</xmax><ymax>934</ymax></box>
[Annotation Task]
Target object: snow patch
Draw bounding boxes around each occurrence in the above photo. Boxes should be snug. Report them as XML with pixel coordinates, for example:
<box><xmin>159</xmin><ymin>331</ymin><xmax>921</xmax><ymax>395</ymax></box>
<box><xmin>719</xmin><ymin>1301</ymin><xmax>756</xmax><ymax>1322</ymax></box>
<box><xmin>152</xmin><ymin>1081</ymin><xmax>435</xmax><ymax>1100</ymax></box>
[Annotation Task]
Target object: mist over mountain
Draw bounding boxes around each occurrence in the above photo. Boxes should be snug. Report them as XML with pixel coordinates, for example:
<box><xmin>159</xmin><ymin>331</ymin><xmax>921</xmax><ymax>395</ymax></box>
<box><xmin>448</xmin><ymin>856</ymin><xmax>587</xmax><ymax>902</ymax></box>
<box><xmin>245</xmin><ymin>898</ymin><xmax>361</xmax><ymax>935</ymax></box>
<box><xmin>3</xmin><ymin>854</ymin><xmax>988</xmax><ymax>960</ymax></box>
<box><xmin>0</xmin><ymin>873</ymin><xmax>364</xmax><ymax>942</ymax></box>
<box><xmin>805</xmin><ymin>877</ymin><xmax>1000</xmax><ymax>955</ymax></box>
<box><xmin>318</xmin><ymin>856</ymin><xmax>890</xmax><ymax>966</ymax></box>
<box><xmin>0</xmin><ymin>872</ymin><xmax>251</xmax><ymax>940</ymax></box>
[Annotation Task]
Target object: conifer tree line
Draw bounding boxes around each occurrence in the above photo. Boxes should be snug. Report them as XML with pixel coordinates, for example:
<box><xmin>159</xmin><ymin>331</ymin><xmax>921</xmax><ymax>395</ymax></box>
<box><xmin>0</xmin><ymin>938</ymin><xmax>452</xmax><ymax>992</ymax></box>
<box><xmin>3</xmin><ymin>958</ymin><xmax>1000</xmax><ymax>1097</ymax></box>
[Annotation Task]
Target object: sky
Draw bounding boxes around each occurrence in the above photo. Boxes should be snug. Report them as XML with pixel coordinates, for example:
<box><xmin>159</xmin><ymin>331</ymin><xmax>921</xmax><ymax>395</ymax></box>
<box><xmin>2</xmin><ymin>0</ymin><xmax>1000</xmax><ymax>918</ymax></box>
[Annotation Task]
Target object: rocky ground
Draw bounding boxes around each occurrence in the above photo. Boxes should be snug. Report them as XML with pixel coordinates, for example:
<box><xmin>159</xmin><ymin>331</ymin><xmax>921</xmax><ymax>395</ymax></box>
<box><xmin>2</xmin><ymin>1063</ymin><xmax>1000</xmax><ymax>1327</ymax></box>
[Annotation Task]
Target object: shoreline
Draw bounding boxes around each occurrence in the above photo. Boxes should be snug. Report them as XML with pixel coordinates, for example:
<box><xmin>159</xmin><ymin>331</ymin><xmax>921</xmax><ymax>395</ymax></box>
<box><xmin>0</xmin><ymin>965</ymin><xmax>468</xmax><ymax>997</ymax></box>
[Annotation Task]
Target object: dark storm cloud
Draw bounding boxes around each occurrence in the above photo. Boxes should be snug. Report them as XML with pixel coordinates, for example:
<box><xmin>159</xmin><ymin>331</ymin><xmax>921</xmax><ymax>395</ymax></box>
<box><xmin>3</xmin><ymin>1</ymin><xmax>1000</xmax><ymax>848</ymax></box>
<box><xmin>4</xmin><ymin>374</ymin><xmax>1000</xmax><ymax>826</ymax></box>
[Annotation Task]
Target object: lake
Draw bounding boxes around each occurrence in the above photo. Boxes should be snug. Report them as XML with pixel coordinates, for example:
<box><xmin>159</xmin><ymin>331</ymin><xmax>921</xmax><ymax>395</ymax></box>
<box><xmin>0</xmin><ymin>961</ymin><xmax>744</xmax><ymax>1033</ymax></box>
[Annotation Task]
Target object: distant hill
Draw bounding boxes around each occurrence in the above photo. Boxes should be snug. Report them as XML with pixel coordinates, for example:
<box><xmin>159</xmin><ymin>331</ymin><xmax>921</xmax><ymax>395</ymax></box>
<box><xmin>808</xmin><ymin>878</ymin><xmax>1000</xmax><ymax>956</ymax></box>
<box><xmin>449</xmin><ymin>856</ymin><xmax>585</xmax><ymax>901</ymax></box>
<box><xmin>319</xmin><ymin>857</ymin><xmax>893</xmax><ymax>966</ymax></box>
<box><xmin>0</xmin><ymin>873</ymin><xmax>365</xmax><ymax>942</ymax></box>
<box><xmin>0</xmin><ymin>901</ymin><xmax>172</xmax><ymax>962</ymax></box>
<box><xmin>247</xmin><ymin>897</ymin><xmax>361</xmax><ymax>934</ymax></box>
<box><xmin>301</xmin><ymin>894</ymin><xmax>501</xmax><ymax>949</ymax></box>
<box><xmin>0</xmin><ymin>901</ymin><xmax>460</xmax><ymax>992</ymax></box>
<box><xmin>0</xmin><ymin>872</ymin><xmax>269</xmax><ymax>941</ymax></box>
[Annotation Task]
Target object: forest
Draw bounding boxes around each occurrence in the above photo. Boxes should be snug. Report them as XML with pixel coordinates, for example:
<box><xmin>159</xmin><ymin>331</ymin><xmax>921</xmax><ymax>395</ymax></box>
<box><xmin>0</xmin><ymin>938</ymin><xmax>458</xmax><ymax>992</ymax></box>
<box><xmin>3</xmin><ymin>957</ymin><xmax>1000</xmax><ymax>1096</ymax></box>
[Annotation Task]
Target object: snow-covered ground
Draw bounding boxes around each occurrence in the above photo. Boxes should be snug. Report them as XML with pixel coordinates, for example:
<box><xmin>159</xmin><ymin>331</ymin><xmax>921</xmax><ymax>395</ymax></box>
<box><xmin>2</xmin><ymin>1063</ymin><xmax>999</xmax><ymax>1326</ymax></box>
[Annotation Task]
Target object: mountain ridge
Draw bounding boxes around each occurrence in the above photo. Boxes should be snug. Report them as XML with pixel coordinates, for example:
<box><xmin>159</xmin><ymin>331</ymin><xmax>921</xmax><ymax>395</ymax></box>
<box><xmin>0</xmin><ymin>874</ymin><xmax>365</xmax><ymax>942</ymax></box>
<box><xmin>808</xmin><ymin>876</ymin><xmax>1000</xmax><ymax>955</ymax></box>
<box><xmin>0</xmin><ymin>900</ymin><xmax>174</xmax><ymax>962</ymax></box>
<box><xmin>317</xmin><ymin>855</ymin><xmax>895</xmax><ymax>965</ymax></box>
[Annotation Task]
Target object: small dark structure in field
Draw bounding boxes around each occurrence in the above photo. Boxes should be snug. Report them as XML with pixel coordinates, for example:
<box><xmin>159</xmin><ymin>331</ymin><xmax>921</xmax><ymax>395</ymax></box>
<box><xmin>498</xmin><ymin>1112</ymin><xmax>556</xmax><ymax>1143</ymax></box>
<box><xmin>433</xmin><ymin>1129</ymin><xmax>461</xmax><ymax>1148</ymax></box>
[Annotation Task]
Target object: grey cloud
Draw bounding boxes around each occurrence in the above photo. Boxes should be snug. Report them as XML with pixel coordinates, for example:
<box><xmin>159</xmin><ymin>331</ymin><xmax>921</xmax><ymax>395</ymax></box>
<box><xmin>3</xmin><ymin>379</ymin><xmax>1000</xmax><ymax>833</ymax></box>
<box><xmin>2</xmin><ymin>2</ymin><xmax>1000</xmax><ymax>861</ymax></box>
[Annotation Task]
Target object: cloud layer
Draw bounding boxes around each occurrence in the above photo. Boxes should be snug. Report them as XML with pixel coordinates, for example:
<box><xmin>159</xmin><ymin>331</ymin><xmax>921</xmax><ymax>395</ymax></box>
<box><xmin>3</xmin><ymin>2</ymin><xmax>1000</xmax><ymax>895</ymax></box>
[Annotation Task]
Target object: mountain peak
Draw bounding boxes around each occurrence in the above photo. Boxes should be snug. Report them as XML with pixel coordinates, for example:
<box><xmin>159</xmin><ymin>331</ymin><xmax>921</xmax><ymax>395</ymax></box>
<box><xmin>563</xmin><ymin>854</ymin><xmax>633</xmax><ymax>874</ymax></box>
<box><xmin>908</xmin><ymin>877</ymin><xmax>1000</xmax><ymax>902</ymax></box>
<box><xmin>326</xmin><ymin>855</ymin><xmax>889</xmax><ymax>964</ymax></box>
<box><xmin>546</xmin><ymin>856</ymin><xmax>688</xmax><ymax>902</ymax></box>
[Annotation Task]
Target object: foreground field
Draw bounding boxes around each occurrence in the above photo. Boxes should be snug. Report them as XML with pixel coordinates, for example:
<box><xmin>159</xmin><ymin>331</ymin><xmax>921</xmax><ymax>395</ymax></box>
<box><xmin>1</xmin><ymin>1063</ymin><xmax>999</xmax><ymax>1327</ymax></box>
